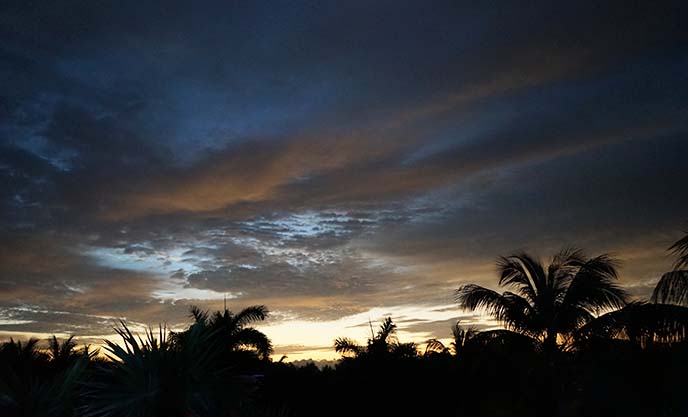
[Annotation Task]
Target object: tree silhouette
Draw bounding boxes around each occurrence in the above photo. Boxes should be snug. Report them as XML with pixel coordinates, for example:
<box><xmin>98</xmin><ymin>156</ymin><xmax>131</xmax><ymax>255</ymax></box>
<box><xmin>47</xmin><ymin>335</ymin><xmax>77</xmax><ymax>365</ymax></box>
<box><xmin>424</xmin><ymin>321</ymin><xmax>478</xmax><ymax>356</ymax></box>
<box><xmin>576</xmin><ymin>301</ymin><xmax>688</xmax><ymax>347</ymax></box>
<box><xmin>579</xmin><ymin>233</ymin><xmax>688</xmax><ymax>346</ymax></box>
<box><xmin>456</xmin><ymin>249</ymin><xmax>628</xmax><ymax>351</ymax></box>
<box><xmin>0</xmin><ymin>337</ymin><xmax>88</xmax><ymax>417</ymax></box>
<box><xmin>86</xmin><ymin>306</ymin><xmax>272</xmax><ymax>416</ymax></box>
<box><xmin>177</xmin><ymin>305</ymin><xmax>273</xmax><ymax>360</ymax></box>
<box><xmin>670</xmin><ymin>232</ymin><xmax>688</xmax><ymax>270</ymax></box>
<box><xmin>334</xmin><ymin>317</ymin><xmax>417</xmax><ymax>359</ymax></box>
<box><xmin>651</xmin><ymin>231</ymin><xmax>688</xmax><ymax>306</ymax></box>
<box><xmin>46</xmin><ymin>335</ymin><xmax>96</xmax><ymax>372</ymax></box>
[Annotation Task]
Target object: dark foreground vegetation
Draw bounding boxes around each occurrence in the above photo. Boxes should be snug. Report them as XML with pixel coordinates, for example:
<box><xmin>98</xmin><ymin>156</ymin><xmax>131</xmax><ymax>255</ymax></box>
<box><xmin>2</xmin><ymin>234</ymin><xmax>688</xmax><ymax>417</ymax></box>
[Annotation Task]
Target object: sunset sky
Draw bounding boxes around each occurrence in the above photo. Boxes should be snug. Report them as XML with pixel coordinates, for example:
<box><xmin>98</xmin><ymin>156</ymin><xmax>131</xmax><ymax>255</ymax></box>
<box><xmin>1</xmin><ymin>1</ymin><xmax>687</xmax><ymax>360</ymax></box>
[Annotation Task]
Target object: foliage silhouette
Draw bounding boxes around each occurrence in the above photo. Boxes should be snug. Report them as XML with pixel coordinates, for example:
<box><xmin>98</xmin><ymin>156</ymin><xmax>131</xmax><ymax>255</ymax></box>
<box><xmin>576</xmin><ymin>301</ymin><xmax>688</xmax><ymax>347</ymax></box>
<box><xmin>3</xmin><ymin>242</ymin><xmax>688</xmax><ymax>416</ymax></box>
<box><xmin>652</xmin><ymin>231</ymin><xmax>688</xmax><ymax>306</ymax></box>
<box><xmin>82</xmin><ymin>305</ymin><xmax>271</xmax><ymax>416</ymax></box>
<box><xmin>456</xmin><ymin>248</ymin><xmax>628</xmax><ymax>351</ymax></box>
<box><xmin>0</xmin><ymin>337</ymin><xmax>89</xmax><ymax>417</ymax></box>
<box><xmin>423</xmin><ymin>321</ymin><xmax>480</xmax><ymax>356</ymax></box>
<box><xmin>581</xmin><ymin>233</ymin><xmax>688</xmax><ymax>347</ymax></box>
<box><xmin>172</xmin><ymin>305</ymin><xmax>272</xmax><ymax>361</ymax></box>
<box><xmin>83</xmin><ymin>320</ymin><xmax>250</xmax><ymax>417</ymax></box>
<box><xmin>334</xmin><ymin>317</ymin><xmax>418</xmax><ymax>360</ymax></box>
<box><xmin>669</xmin><ymin>231</ymin><xmax>688</xmax><ymax>270</ymax></box>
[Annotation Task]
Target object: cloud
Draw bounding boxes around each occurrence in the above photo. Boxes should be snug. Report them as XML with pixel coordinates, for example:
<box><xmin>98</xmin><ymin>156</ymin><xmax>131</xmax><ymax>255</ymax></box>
<box><xmin>0</xmin><ymin>233</ymin><xmax>194</xmax><ymax>335</ymax></box>
<box><xmin>1</xmin><ymin>0</ymin><xmax>687</xmax><ymax>358</ymax></box>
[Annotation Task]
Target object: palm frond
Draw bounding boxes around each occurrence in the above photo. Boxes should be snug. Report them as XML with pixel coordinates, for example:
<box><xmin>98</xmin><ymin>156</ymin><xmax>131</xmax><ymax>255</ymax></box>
<box><xmin>47</xmin><ymin>335</ymin><xmax>77</xmax><ymax>364</ymax></box>
<box><xmin>232</xmin><ymin>305</ymin><xmax>269</xmax><ymax>328</ymax></box>
<box><xmin>0</xmin><ymin>341</ymin><xmax>88</xmax><ymax>417</ymax></box>
<box><xmin>550</xmin><ymin>247</ymin><xmax>586</xmax><ymax>271</ymax></box>
<box><xmin>391</xmin><ymin>342</ymin><xmax>418</xmax><ymax>358</ymax></box>
<box><xmin>468</xmin><ymin>329</ymin><xmax>537</xmax><ymax>351</ymax></box>
<box><xmin>548</xmin><ymin>247</ymin><xmax>586</xmax><ymax>292</ymax></box>
<box><xmin>451</xmin><ymin>321</ymin><xmax>478</xmax><ymax>354</ymax></box>
<box><xmin>651</xmin><ymin>270</ymin><xmax>688</xmax><ymax>306</ymax></box>
<box><xmin>456</xmin><ymin>284</ymin><xmax>533</xmax><ymax>332</ymax></box>
<box><xmin>669</xmin><ymin>232</ymin><xmax>688</xmax><ymax>270</ymax></box>
<box><xmin>497</xmin><ymin>254</ymin><xmax>541</xmax><ymax>303</ymax></box>
<box><xmin>85</xmin><ymin>320</ymin><xmax>234</xmax><ymax>417</ymax></box>
<box><xmin>79</xmin><ymin>344</ymin><xmax>100</xmax><ymax>360</ymax></box>
<box><xmin>375</xmin><ymin>317</ymin><xmax>397</xmax><ymax>343</ymax></box>
<box><xmin>576</xmin><ymin>301</ymin><xmax>688</xmax><ymax>347</ymax></box>
<box><xmin>48</xmin><ymin>335</ymin><xmax>60</xmax><ymax>360</ymax></box>
<box><xmin>334</xmin><ymin>338</ymin><xmax>363</xmax><ymax>356</ymax></box>
<box><xmin>189</xmin><ymin>305</ymin><xmax>210</xmax><ymax>325</ymax></box>
<box><xmin>561</xmin><ymin>254</ymin><xmax>626</xmax><ymax>314</ymax></box>
<box><xmin>2</xmin><ymin>338</ymin><xmax>41</xmax><ymax>358</ymax></box>
<box><xmin>234</xmin><ymin>327</ymin><xmax>273</xmax><ymax>360</ymax></box>
<box><xmin>424</xmin><ymin>338</ymin><xmax>447</xmax><ymax>355</ymax></box>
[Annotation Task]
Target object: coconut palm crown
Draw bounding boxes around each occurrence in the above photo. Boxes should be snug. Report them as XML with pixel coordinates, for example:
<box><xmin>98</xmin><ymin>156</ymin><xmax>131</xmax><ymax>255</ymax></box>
<box><xmin>456</xmin><ymin>249</ymin><xmax>628</xmax><ymax>350</ymax></box>
<box><xmin>179</xmin><ymin>305</ymin><xmax>273</xmax><ymax>360</ymax></box>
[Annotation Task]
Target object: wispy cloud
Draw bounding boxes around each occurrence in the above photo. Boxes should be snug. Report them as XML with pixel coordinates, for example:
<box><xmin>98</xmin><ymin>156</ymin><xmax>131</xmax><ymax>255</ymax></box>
<box><xmin>1</xmin><ymin>1</ymin><xmax>686</xmax><ymax>357</ymax></box>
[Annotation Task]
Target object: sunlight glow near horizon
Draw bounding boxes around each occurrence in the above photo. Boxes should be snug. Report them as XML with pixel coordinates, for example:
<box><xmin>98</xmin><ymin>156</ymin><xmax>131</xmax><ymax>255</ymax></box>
<box><xmin>0</xmin><ymin>303</ymin><xmax>499</xmax><ymax>362</ymax></box>
<box><xmin>259</xmin><ymin>304</ymin><xmax>499</xmax><ymax>361</ymax></box>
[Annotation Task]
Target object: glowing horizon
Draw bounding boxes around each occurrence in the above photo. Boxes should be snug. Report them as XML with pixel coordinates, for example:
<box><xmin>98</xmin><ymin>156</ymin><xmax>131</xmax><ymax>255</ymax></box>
<box><xmin>1</xmin><ymin>1</ymin><xmax>686</xmax><ymax>359</ymax></box>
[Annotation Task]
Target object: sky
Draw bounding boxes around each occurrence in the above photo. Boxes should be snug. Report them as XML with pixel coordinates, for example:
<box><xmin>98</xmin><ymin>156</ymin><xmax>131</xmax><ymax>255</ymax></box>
<box><xmin>1</xmin><ymin>0</ymin><xmax>687</xmax><ymax>360</ymax></box>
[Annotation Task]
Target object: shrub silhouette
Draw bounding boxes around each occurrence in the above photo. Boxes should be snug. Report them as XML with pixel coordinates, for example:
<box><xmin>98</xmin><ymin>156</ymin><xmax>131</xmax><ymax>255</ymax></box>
<box><xmin>84</xmin><ymin>305</ymin><xmax>271</xmax><ymax>417</ymax></box>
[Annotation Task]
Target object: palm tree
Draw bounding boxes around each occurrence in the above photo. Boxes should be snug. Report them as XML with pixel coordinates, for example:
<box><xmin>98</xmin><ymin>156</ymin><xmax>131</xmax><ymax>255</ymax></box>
<box><xmin>334</xmin><ymin>317</ymin><xmax>418</xmax><ymax>359</ymax></box>
<box><xmin>424</xmin><ymin>321</ymin><xmax>477</xmax><ymax>356</ymax></box>
<box><xmin>450</xmin><ymin>321</ymin><xmax>479</xmax><ymax>355</ymax></box>
<box><xmin>576</xmin><ymin>301</ymin><xmax>688</xmax><ymax>347</ymax></box>
<box><xmin>578</xmin><ymin>232</ymin><xmax>688</xmax><ymax>347</ymax></box>
<box><xmin>46</xmin><ymin>335</ymin><xmax>96</xmax><ymax>371</ymax></box>
<box><xmin>456</xmin><ymin>249</ymin><xmax>628</xmax><ymax>352</ymax></box>
<box><xmin>670</xmin><ymin>232</ymin><xmax>688</xmax><ymax>269</ymax></box>
<box><xmin>651</xmin><ymin>231</ymin><xmax>688</xmax><ymax>306</ymax></box>
<box><xmin>177</xmin><ymin>305</ymin><xmax>273</xmax><ymax>360</ymax></box>
<box><xmin>0</xmin><ymin>337</ymin><xmax>88</xmax><ymax>417</ymax></box>
<box><xmin>47</xmin><ymin>335</ymin><xmax>77</xmax><ymax>365</ymax></box>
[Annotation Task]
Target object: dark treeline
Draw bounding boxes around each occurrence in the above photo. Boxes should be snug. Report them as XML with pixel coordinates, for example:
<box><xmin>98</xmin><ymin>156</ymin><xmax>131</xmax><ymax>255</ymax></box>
<box><xmin>2</xmin><ymin>234</ymin><xmax>688</xmax><ymax>417</ymax></box>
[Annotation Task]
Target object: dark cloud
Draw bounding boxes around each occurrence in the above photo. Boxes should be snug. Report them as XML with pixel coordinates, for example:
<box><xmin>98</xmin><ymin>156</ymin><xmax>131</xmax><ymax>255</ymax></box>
<box><xmin>1</xmin><ymin>1</ymin><xmax>687</xmax><ymax>352</ymax></box>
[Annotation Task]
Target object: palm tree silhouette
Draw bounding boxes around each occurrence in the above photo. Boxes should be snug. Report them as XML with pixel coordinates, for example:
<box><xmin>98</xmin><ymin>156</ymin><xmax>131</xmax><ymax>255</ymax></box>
<box><xmin>456</xmin><ymin>249</ymin><xmax>628</xmax><ymax>351</ymax></box>
<box><xmin>424</xmin><ymin>321</ymin><xmax>478</xmax><ymax>356</ymax></box>
<box><xmin>181</xmin><ymin>305</ymin><xmax>273</xmax><ymax>360</ymax></box>
<box><xmin>334</xmin><ymin>317</ymin><xmax>417</xmax><ymax>359</ymax></box>
<box><xmin>86</xmin><ymin>306</ymin><xmax>272</xmax><ymax>416</ymax></box>
<box><xmin>576</xmin><ymin>300</ymin><xmax>688</xmax><ymax>347</ymax></box>
<box><xmin>0</xmin><ymin>337</ymin><xmax>88</xmax><ymax>417</ymax></box>
<box><xmin>46</xmin><ymin>335</ymin><xmax>95</xmax><ymax>371</ymax></box>
<box><xmin>651</xmin><ymin>231</ymin><xmax>688</xmax><ymax>306</ymax></box>
<box><xmin>579</xmin><ymin>233</ymin><xmax>688</xmax><ymax>346</ymax></box>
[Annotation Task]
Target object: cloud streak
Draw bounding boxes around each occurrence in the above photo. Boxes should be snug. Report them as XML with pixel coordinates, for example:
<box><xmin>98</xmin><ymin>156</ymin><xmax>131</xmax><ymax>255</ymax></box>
<box><xmin>1</xmin><ymin>0</ymin><xmax>687</xmax><ymax>358</ymax></box>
